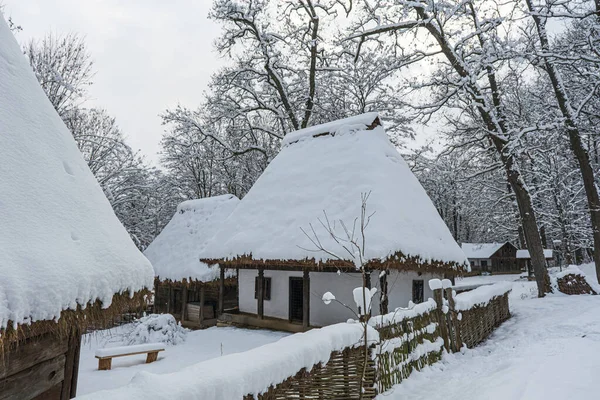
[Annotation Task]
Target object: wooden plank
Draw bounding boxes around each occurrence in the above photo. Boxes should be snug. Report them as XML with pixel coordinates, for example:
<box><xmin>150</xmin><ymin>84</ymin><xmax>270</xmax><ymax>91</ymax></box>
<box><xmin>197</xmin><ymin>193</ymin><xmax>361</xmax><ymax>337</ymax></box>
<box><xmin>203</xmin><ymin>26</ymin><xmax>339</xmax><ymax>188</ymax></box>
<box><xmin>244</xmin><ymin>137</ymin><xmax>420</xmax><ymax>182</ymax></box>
<box><xmin>95</xmin><ymin>349</ymin><xmax>164</xmax><ymax>360</ymax></box>
<box><xmin>0</xmin><ymin>355</ymin><xmax>66</xmax><ymax>400</ymax></box>
<box><xmin>32</xmin><ymin>384</ymin><xmax>62</xmax><ymax>400</ymax></box>
<box><xmin>302</xmin><ymin>269</ymin><xmax>310</xmax><ymax>329</ymax></box>
<box><xmin>0</xmin><ymin>334</ymin><xmax>68</xmax><ymax>380</ymax></box>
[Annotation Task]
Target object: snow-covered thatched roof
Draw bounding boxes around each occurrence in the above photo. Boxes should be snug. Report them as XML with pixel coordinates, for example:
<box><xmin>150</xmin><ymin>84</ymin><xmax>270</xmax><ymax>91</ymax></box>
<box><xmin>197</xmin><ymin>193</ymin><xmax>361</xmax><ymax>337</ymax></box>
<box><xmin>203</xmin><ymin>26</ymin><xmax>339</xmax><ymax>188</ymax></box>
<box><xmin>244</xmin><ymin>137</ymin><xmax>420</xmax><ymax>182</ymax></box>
<box><xmin>144</xmin><ymin>195</ymin><xmax>240</xmax><ymax>283</ymax></box>
<box><xmin>0</xmin><ymin>16</ymin><xmax>154</xmax><ymax>332</ymax></box>
<box><xmin>461</xmin><ymin>243</ymin><xmax>508</xmax><ymax>259</ymax></box>
<box><xmin>201</xmin><ymin>113</ymin><xmax>469</xmax><ymax>273</ymax></box>
<box><xmin>516</xmin><ymin>249</ymin><xmax>553</xmax><ymax>259</ymax></box>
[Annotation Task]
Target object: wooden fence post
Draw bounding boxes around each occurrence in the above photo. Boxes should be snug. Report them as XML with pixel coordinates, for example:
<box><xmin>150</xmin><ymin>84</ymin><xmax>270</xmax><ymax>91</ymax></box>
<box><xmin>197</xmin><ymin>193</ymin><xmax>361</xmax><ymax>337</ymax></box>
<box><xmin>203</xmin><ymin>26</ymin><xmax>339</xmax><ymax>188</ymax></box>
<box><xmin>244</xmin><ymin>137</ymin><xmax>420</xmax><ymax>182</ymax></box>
<box><xmin>445</xmin><ymin>287</ymin><xmax>462</xmax><ymax>352</ymax></box>
<box><xmin>433</xmin><ymin>288</ymin><xmax>450</xmax><ymax>352</ymax></box>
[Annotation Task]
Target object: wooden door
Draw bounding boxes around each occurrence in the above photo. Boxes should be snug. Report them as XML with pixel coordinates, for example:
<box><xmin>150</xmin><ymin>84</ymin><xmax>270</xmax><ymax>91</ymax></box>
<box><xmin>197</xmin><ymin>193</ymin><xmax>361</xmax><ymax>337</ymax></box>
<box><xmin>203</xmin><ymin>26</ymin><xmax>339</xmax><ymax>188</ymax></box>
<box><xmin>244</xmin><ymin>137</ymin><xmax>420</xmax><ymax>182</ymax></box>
<box><xmin>289</xmin><ymin>277</ymin><xmax>303</xmax><ymax>322</ymax></box>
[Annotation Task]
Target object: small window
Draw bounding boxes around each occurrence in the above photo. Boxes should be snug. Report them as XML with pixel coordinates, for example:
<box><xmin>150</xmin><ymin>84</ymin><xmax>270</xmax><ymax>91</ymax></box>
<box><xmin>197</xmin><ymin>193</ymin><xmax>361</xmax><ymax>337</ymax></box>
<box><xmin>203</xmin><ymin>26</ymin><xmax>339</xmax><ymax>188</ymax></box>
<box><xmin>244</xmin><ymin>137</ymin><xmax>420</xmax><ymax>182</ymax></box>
<box><xmin>412</xmin><ymin>280</ymin><xmax>424</xmax><ymax>304</ymax></box>
<box><xmin>481</xmin><ymin>260</ymin><xmax>488</xmax><ymax>268</ymax></box>
<box><xmin>470</xmin><ymin>261</ymin><xmax>475</xmax><ymax>267</ymax></box>
<box><xmin>254</xmin><ymin>276</ymin><xmax>272</xmax><ymax>301</ymax></box>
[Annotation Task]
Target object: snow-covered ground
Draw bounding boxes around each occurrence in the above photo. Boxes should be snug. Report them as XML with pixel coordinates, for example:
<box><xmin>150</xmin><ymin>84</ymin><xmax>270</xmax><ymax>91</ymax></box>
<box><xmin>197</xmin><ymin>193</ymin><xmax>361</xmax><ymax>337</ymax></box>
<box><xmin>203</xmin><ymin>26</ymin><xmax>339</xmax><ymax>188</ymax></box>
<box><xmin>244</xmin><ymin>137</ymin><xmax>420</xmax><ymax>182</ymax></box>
<box><xmin>77</xmin><ymin>325</ymin><xmax>288</xmax><ymax>396</ymax></box>
<box><xmin>453</xmin><ymin>272</ymin><xmax>525</xmax><ymax>288</ymax></box>
<box><xmin>380</xmin><ymin>265</ymin><xmax>600</xmax><ymax>400</ymax></box>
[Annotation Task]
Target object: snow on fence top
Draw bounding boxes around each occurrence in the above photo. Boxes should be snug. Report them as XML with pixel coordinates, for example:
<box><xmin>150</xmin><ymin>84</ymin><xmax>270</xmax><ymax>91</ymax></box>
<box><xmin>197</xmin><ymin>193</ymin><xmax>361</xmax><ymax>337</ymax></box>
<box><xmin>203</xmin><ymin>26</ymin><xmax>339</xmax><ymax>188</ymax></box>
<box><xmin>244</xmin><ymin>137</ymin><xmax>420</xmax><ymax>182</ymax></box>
<box><xmin>516</xmin><ymin>249</ymin><xmax>553</xmax><ymax>259</ymax></box>
<box><xmin>461</xmin><ymin>243</ymin><xmax>507</xmax><ymax>259</ymax></box>
<box><xmin>144</xmin><ymin>194</ymin><xmax>239</xmax><ymax>282</ymax></box>
<box><xmin>453</xmin><ymin>282</ymin><xmax>512</xmax><ymax>311</ymax></box>
<box><xmin>77</xmin><ymin>322</ymin><xmax>379</xmax><ymax>400</ymax></box>
<box><xmin>0</xmin><ymin>16</ymin><xmax>154</xmax><ymax>330</ymax></box>
<box><xmin>200</xmin><ymin>113</ymin><xmax>469</xmax><ymax>272</ymax></box>
<box><xmin>369</xmin><ymin>299</ymin><xmax>437</xmax><ymax>328</ymax></box>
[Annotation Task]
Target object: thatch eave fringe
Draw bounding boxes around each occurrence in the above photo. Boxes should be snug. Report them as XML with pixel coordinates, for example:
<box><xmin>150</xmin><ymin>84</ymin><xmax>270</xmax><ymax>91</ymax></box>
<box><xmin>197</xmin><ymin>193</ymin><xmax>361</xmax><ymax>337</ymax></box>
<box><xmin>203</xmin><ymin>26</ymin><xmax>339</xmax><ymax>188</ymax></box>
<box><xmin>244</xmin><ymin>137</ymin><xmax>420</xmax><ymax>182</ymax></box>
<box><xmin>1</xmin><ymin>289</ymin><xmax>151</xmax><ymax>348</ymax></box>
<box><xmin>201</xmin><ymin>250</ymin><xmax>468</xmax><ymax>276</ymax></box>
<box><xmin>154</xmin><ymin>276</ymin><xmax>236</xmax><ymax>289</ymax></box>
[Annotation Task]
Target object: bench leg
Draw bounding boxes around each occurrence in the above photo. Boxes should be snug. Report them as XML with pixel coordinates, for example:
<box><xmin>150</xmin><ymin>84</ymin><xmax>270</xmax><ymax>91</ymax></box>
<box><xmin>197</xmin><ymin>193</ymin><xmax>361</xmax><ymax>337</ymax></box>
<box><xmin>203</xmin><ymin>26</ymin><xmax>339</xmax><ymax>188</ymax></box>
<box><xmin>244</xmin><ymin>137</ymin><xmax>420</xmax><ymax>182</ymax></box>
<box><xmin>146</xmin><ymin>351</ymin><xmax>158</xmax><ymax>364</ymax></box>
<box><xmin>98</xmin><ymin>358</ymin><xmax>112</xmax><ymax>371</ymax></box>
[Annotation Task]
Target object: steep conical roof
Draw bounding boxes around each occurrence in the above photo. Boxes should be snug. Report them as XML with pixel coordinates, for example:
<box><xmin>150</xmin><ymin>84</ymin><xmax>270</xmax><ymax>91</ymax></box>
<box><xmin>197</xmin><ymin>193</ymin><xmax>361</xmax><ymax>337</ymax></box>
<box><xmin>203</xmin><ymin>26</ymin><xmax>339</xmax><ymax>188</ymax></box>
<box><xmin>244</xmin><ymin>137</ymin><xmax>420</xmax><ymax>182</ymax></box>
<box><xmin>200</xmin><ymin>113</ymin><xmax>468</xmax><ymax>273</ymax></box>
<box><xmin>144</xmin><ymin>194</ymin><xmax>240</xmax><ymax>282</ymax></box>
<box><xmin>0</xmin><ymin>16</ymin><xmax>154</xmax><ymax>330</ymax></box>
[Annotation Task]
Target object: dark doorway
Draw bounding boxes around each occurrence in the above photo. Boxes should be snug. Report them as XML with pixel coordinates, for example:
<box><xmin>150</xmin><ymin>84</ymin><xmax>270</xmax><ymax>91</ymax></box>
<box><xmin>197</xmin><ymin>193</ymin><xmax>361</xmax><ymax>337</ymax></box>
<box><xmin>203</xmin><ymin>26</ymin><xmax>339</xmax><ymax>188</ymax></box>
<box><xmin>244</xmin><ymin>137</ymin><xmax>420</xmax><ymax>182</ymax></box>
<box><xmin>289</xmin><ymin>277</ymin><xmax>304</xmax><ymax>322</ymax></box>
<box><xmin>412</xmin><ymin>280</ymin><xmax>424</xmax><ymax>304</ymax></box>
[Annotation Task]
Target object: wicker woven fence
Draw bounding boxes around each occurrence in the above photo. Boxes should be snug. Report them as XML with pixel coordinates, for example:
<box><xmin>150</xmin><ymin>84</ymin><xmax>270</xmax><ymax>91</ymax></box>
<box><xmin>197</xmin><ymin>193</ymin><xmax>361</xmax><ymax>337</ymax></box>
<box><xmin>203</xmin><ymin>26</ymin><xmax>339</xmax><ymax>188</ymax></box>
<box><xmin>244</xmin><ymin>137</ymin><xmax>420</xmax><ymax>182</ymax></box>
<box><xmin>243</xmin><ymin>345</ymin><xmax>377</xmax><ymax>400</ymax></box>
<box><xmin>371</xmin><ymin>282</ymin><xmax>511</xmax><ymax>393</ymax></box>
<box><xmin>457</xmin><ymin>291</ymin><xmax>511</xmax><ymax>348</ymax></box>
<box><xmin>242</xmin><ymin>281</ymin><xmax>511</xmax><ymax>399</ymax></box>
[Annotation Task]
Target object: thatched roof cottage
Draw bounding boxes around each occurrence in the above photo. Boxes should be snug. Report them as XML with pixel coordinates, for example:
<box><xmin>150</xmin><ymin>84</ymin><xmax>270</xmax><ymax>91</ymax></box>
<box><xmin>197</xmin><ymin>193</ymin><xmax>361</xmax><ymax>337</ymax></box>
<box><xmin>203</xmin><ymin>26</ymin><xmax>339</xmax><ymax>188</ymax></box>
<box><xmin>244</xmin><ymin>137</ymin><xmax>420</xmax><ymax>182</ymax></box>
<box><xmin>0</xmin><ymin>16</ymin><xmax>154</xmax><ymax>399</ymax></box>
<box><xmin>201</xmin><ymin>113</ymin><xmax>469</xmax><ymax>332</ymax></box>
<box><xmin>144</xmin><ymin>195</ymin><xmax>240</xmax><ymax>328</ymax></box>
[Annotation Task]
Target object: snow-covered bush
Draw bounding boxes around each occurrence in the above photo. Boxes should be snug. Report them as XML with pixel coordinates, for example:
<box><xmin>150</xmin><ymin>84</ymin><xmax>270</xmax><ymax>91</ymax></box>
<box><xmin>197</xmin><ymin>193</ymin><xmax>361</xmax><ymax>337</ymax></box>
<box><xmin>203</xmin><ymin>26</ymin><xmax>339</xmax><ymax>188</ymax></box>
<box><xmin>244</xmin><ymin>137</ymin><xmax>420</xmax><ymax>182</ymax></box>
<box><xmin>123</xmin><ymin>314</ymin><xmax>188</xmax><ymax>346</ymax></box>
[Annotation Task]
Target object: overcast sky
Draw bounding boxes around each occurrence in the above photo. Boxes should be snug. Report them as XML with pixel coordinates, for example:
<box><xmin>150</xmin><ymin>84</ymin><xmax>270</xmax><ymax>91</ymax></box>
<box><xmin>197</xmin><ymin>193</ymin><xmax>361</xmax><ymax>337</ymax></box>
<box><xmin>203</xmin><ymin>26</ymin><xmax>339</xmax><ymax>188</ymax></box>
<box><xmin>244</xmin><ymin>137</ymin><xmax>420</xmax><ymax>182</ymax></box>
<box><xmin>5</xmin><ymin>0</ymin><xmax>223</xmax><ymax>164</ymax></box>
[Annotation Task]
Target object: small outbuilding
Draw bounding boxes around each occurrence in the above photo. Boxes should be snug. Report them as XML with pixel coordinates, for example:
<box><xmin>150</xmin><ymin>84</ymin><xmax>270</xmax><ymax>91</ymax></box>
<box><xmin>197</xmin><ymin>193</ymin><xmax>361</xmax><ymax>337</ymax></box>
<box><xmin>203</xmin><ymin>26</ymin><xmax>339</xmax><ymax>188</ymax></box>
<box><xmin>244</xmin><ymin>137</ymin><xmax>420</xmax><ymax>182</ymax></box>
<box><xmin>516</xmin><ymin>249</ymin><xmax>554</xmax><ymax>275</ymax></box>
<box><xmin>144</xmin><ymin>195</ymin><xmax>240</xmax><ymax>328</ymax></box>
<box><xmin>461</xmin><ymin>242</ymin><xmax>519</xmax><ymax>274</ymax></box>
<box><xmin>200</xmin><ymin>113</ymin><xmax>469</xmax><ymax>332</ymax></box>
<box><xmin>0</xmin><ymin>16</ymin><xmax>154</xmax><ymax>400</ymax></box>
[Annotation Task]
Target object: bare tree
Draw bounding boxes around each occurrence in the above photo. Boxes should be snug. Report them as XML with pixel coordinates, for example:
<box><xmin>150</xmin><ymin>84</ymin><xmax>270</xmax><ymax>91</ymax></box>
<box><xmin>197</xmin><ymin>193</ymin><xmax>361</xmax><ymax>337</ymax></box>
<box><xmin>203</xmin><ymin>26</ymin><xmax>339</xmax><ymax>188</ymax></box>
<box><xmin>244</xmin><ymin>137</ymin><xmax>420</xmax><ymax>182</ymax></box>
<box><xmin>25</xmin><ymin>32</ymin><xmax>94</xmax><ymax>117</ymax></box>
<box><xmin>522</xmin><ymin>0</ymin><xmax>600</xmax><ymax>282</ymax></box>
<box><xmin>347</xmin><ymin>0</ymin><xmax>551</xmax><ymax>295</ymax></box>
<box><xmin>300</xmin><ymin>192</ymin><xmax>376</xmax><ymax>399</ymax></box>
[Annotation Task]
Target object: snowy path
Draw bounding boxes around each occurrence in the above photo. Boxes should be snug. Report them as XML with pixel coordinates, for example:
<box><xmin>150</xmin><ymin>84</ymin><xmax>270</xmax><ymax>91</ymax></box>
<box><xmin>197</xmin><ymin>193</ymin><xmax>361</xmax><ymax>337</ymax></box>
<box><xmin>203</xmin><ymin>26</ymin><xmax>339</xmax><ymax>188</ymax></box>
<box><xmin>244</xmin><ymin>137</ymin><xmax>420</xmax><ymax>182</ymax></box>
<box><xmin>77</xmin><ymin>326</ymin><xmax>287</xmax><ymax>396</ymax></box>
<box><xmin>380</xmin><ymin>291</ymin><xmax>600</xmax><ymax>400</ymax></box>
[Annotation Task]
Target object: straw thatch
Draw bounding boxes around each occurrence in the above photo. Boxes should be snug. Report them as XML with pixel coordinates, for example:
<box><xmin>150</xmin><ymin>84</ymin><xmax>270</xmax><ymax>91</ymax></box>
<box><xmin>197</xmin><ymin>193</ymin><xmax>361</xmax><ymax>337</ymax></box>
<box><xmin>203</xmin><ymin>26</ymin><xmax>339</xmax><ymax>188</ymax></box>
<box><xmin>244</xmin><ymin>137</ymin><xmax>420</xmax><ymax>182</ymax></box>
<box><xmin>0</xmin><ymin>289</ymin><xmax>150</xmax><ymax>348</ymax></box>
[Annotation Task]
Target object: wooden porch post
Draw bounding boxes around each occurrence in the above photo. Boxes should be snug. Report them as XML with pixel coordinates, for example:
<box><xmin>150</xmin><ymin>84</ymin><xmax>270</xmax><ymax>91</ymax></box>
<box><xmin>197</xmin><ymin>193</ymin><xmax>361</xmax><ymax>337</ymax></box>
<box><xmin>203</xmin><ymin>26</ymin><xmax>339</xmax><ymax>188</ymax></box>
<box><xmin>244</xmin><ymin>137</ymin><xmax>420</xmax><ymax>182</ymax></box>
<box><xmin>61</xmin><ymin>328</ymin><xmax>82</xmax><ymax>400</ymax></box>
<box><xmin>257</xmin><ymin>268</ymin><xmax>264</xmax><ymax>320</ymax></box>
<box><xmin>181</xmin><ymin>286</ymin><xmax>188</xmax><ymax>323</ymax></box>
<box><xmin>379</xmin><ymin>269</ymin><xmax>388</xmax><ymax>315</ymax></box>
<box><xmin>167</xmin><ymin>285</ymin><xmax>173</xmax><ymax>314</ymax></box>
<box><xmin>199</xmin><ymin>284</ymin><xmax>205</xmax><ymax>327</ymax></box>
<box><xmin>302</xmin><ymin>269</ymin><xmax>310</xmax><ymax>329</ymax></box>
<box><xmin>218</xmin><ymin>265</ymin><xmax>225</xmax><ymax>316</ymax></box>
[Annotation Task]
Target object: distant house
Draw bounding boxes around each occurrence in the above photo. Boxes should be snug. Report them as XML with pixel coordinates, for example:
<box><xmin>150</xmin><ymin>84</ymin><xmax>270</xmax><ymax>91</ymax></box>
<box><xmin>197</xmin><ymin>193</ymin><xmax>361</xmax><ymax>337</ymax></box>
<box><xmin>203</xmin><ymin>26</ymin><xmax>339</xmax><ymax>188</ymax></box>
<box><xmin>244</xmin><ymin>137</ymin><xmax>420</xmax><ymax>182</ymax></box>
<box><xmin>200</xmin><ymin>113</ymin><xmax>469</xmax><ymax>332</ymax></box>
<box><xmin>144</xmin><ymin>195</ymin><xmax>240</xmax><ymax>328</ymax></box>
<box><xmin>0</xmin><ymin>16</ymin><xmax>154</xmax><ymax>399</ymax></box>
<box><xmin>461</xmin><ymin>243</ymin><xmax>519</xmax><ymax>274</ymax></box>
<box><xmin>516</xmin><ymin>249</ymin><xmax>554</xmax><ymax>274</ymax></box>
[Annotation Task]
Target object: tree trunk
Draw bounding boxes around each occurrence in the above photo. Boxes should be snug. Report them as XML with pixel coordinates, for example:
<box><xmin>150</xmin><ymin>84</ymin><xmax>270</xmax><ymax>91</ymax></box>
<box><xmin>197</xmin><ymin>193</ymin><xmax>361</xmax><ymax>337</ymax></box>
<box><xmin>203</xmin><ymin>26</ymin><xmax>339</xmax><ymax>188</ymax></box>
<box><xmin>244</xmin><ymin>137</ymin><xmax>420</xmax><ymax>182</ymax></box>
<box><xmin>415</xmin><ymin>6</ymin><xmax>551</xmax><ymax>295</ymax></box>
<box><xmin>526</xmin><ymin>0</ymin><xmax>600</xmax><ymax>283</ymax></box>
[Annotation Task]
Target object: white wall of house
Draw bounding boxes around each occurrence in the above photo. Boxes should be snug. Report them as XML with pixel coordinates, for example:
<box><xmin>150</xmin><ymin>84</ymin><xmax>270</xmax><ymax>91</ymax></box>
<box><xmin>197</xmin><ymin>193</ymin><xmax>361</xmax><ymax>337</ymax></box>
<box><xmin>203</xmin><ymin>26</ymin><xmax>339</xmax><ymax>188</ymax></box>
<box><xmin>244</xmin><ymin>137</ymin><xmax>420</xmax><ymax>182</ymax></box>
<box><xmin>238</xmin><ymin>269</ymin><xmax>443</xmax><ymax>327</ymax></box>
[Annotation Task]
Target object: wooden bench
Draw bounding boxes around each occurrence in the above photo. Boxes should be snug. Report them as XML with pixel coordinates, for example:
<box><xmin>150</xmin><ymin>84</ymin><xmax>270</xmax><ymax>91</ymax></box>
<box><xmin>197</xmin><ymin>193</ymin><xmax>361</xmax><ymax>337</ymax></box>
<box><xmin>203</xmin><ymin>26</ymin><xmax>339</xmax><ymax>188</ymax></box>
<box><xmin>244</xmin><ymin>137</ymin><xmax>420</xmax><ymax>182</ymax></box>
<box><xmin>95</xmin><ymin>343</ymin><xmax>165</xmax><ymax>370</ymax></box>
